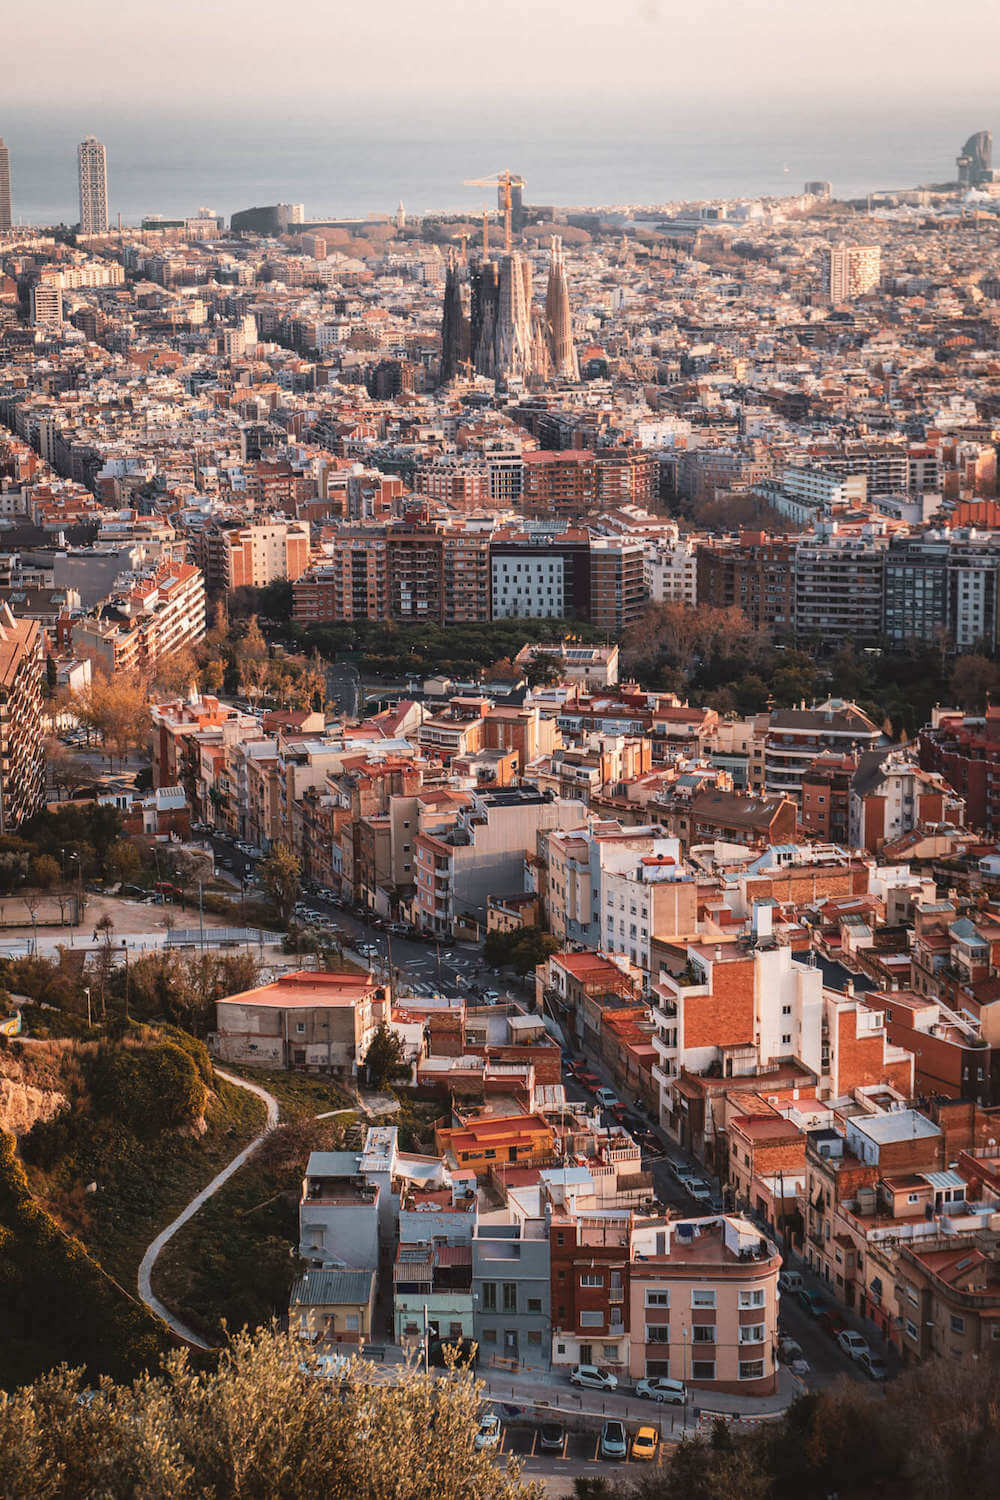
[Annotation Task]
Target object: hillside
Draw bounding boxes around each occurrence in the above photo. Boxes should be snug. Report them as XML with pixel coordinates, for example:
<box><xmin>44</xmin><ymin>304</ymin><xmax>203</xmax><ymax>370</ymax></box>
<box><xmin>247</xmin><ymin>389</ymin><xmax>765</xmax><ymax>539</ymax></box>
<box><xmin>0</xmin><ymin>1031</ymin><xmax>266</xmax><ymax>1384</ymax></box>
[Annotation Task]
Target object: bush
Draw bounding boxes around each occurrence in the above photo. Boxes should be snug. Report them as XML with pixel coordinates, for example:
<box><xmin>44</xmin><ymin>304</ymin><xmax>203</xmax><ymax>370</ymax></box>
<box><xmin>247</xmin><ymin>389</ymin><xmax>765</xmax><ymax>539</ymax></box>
<box><xmin>89</xmin><ymin>1041</ymin><xmax>207</xmax><ymax>1135</ymax></box>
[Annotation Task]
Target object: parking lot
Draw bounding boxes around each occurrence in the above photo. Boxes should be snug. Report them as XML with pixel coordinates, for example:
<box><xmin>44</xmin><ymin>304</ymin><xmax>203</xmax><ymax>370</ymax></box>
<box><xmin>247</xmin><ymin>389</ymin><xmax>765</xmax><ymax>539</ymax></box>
<box><xmin>485</xmin><ymin>1415</ymin><xmax>672</xmax><ymax>1468</ymax></box>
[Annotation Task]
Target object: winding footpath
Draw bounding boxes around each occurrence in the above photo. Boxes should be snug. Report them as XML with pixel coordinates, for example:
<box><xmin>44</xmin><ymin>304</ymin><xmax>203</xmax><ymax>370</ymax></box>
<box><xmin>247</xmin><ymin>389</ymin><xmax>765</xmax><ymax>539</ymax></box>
<box><xmin>137</xmin><ymin>1067</ymin><xmax>280</xmax><ymax>1349</ymax></box>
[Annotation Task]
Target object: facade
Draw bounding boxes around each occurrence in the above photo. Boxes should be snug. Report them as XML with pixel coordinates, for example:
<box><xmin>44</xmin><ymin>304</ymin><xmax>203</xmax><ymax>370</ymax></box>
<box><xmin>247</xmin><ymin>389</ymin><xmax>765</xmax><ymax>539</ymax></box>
<box><xmin>0</xmin><ymin>138</ymin><xmax>10</xmax><ymax>230</ymax></box>
<box><xmin>827</xmin><ymin>243</ymin><xmax>881</xmax><ymax>301</ymax></box>
<box><xmin>213</xmin><ymin>969</ymin><xmax>385</xmax><ymax>1075</ymax></box>
<box><xmin>628</xmin><ymin>1215</ymin><xmax>781</xmax><ymax>1394</ymax></box>
<box><xmin>793</xmin><ymin>528</ymin><xmax>886</xmax><ymax>646</ymax></box>
<box><xmin>472</xmin><ymin>1219</ymin><xmax>552</xmax><ymax>1368</ymax></box>
<box><xmin>78</xmin><ymin>136</ymin><xmax>109</xmax><ymax>235</ymax></box>
<box><xmin>0</xmin><ymin>606</ymin><xmax>44</xmax><ymax>832</ymax></box>
<box><xmin>288</xmin><ymin>1269</ymin><xmax>376</xmax><ymax>1347</ymax></box>
<box><xmin>31</xmin><ymin>283</ymin><xmax>62</xmax><ymax>331</ymax></box>
<box><xmin>764</xmin><ymin>700</ymin><xmax>883</xmax><ymax>803</ymax></box>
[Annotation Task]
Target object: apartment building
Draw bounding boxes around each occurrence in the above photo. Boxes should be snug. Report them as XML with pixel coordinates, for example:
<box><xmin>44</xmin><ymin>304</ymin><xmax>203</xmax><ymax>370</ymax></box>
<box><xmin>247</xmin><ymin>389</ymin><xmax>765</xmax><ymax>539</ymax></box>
<box><xmin>196</xmin><ymin>518</ymin><xmax>311</xmax><ymax>592</ymax></box>
<box><xmin>848</xmin><ymin>749</ymin><xmax>964</xmax><ymax>853</ymax></box>
<box><xmin>628</xmin><ymin>1215</ymin><xmax>781</xmax><ymax>1394</ymax></box>
<box><xmin>919</xmin><ymin>708</ymin><xmax>1000</xmax><ymax>835</ymax></box>
<box><xmin>413</xmin><ymin>788</ymin><xmax>587</xmax><ymax>935</ymax></box>
<box><xmin>0</xmin><ymin>606</ymin><xmax>44</xmax><ymax>831</ymax></box>
<box><xmin>70</xmin><ymin>562</ymin><xmax>206</xmax><ymax>676</ymax></box>
<box><xmin>764</xmin><ymin>700</ymin><xmax>883</xmax><ymax>803</ymax></box>
<box><xmin>695</xmin><ymin>533</ymin><xmax>794</xmax><ymax>633</ymax></box>
<box><xmin>793</xmin><ymin>527</ymin><xmax>887</xmax><ymax>646</ymax></box>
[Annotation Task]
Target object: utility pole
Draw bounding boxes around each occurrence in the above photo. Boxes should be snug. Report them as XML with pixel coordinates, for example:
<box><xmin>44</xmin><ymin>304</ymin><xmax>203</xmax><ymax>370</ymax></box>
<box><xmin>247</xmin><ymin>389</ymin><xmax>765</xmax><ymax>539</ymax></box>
<box><xmin>198</xmin><ymin>879</ymin><xmax>205</xmax><ymax>951</ymax></box>
<box><xmin>122</xmin><ymin>940</ymin><xmax>130</xmax><ymax>1022</ymax></box>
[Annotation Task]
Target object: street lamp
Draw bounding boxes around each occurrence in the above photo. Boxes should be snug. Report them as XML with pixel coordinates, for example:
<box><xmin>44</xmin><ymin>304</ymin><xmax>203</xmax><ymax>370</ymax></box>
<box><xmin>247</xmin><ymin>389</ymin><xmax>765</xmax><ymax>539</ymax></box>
<box><xmin>83</xmin><ymin>985</ymin><xmax>92</xmax><ymax>1027</ymax></box>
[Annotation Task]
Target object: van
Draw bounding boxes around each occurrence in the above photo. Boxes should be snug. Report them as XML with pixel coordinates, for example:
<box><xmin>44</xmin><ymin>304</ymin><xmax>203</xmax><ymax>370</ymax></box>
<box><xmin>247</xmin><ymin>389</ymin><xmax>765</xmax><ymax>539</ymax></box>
<box><xmin>778</xmin><ymin>1270</ymin><xmax>804</xmax><ymax>1295</ymax></box>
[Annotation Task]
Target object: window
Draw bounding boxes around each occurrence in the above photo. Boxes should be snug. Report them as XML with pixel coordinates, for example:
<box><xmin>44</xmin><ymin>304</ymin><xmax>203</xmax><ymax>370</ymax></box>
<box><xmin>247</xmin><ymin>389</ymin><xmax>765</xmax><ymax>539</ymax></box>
<box><xmin>527</xmin><ymin>1330</ymin><xmax>542</xmax><ymax>1345</ymax></box>
<box><xmin>503</xmin><ymin>1283</ymin><xmax>517</xmax><ymax>1313</ymax></box>
<box><xmin>692</xmin><ymin>1361</ymin><xmax>716</xmax><ymax>1381</ymax></box>
<box><xmin>740</xmin><ymin>1324</ymin><xmax>765</xmax><ymax>1344</ymax></box>
<box><xmin>781</xmin><ymin>1005</ymin><xmax>791</xmax><ymax>1016</ymax></box>
<box><xmin>580</xmin><ymin>1274</ymin><xmax>604</xmax><ymax>1288</ymax></box>
<box><xmin>951</xmin><ymin>1314</ymin><xmax>965</xmax><ymax>1335</ymax></box>
<box><xmin>645</xmin><ymin>1290</ymin><xmax>669</xmax><ymax>1307</ymax></box>
<box><xmin>482</xmin><ymin>1283</ymin><xmax>497</xmax><ymax>1312</ymax></box>
<box><xmin>781</xmin><ymin>1033</ymin><xmax>791</xmax><ymax>1045</ymax></box>
<box><xmin>481</xmin><ymin>1328</ymin><xmax>497</xmax><ymax>1344</ymax></box>
<box><xmin>905</xmin><ymin>1319</ymin><xmax>919</xmax><ymax>1340</ymax></box>
<box><xmin>296</xmin><ymin>1022</ymin><xmax>306</xmax><ymax>1034</ymax></box>
<box><xmin>907</xmin><ymin>1193</ymin><xmax>920</xmax><ymax>1204</ymax></box>
<box><xmin>579</xmin><ymin>1310</ymin><xmax>604</xmax><ymax>1327</ymax></box>
<box><xmin>691</xmin><ymin>1289</ymin><xmax>716</xmax><ymax>1309</ymax></box>
<box><xmin>692</xmin><ymin>1325</ymin><xmax>716</xmax><ymax>1344</ymax></box>
<box><xmin>645</xmin><ymin>1326</ymin><xmax>669</xmax><ymax>1343</ymax></box>
<box><xmin>739</xmin><ymin>1289</ymin><xmax>765</xmax><ymax>1308</ymax></box>
<box><xmin>448</xmin><ymin>1322</ymin><xmax>463</xmax><ymax>1339</ymax></box>
<box><xmin>602</xmin><ymin>1343</ymin><xmax>620</xmax><ymax>1360</ymax></box>
<box><xmin>345</xmin><ymin>1314</ymin><xmax>359</xmax><ymax>1332</ymax></box>
<box><xmin>527</xmin><ymin>1298</ymin><xmax>542</xmax><ymax>1314</ymax></box>
<box><xmin>739</xmin><ymin>1360</ymin><xmax>765</xmax><ymax>1380</ymax></box>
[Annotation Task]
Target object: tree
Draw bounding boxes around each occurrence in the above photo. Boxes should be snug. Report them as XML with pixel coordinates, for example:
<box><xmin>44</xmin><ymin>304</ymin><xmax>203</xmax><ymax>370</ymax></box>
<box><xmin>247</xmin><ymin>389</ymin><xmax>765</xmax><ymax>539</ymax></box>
<box><xmin>364</xmin><ymin>1021</ymin><xmax>407</xmax><ymax>1088</ymax></box>
<box><xmin>152</xmin><ymin>646</ymin><xmax>200</xmax><ymax>697</ymax></box>
<box><xmin>45</xmin><ymin>654</ymin><xmax>57</xmax><ymax>696</ymax></box>
<box><xmin>0</xmin><ymin>1326</ymin><xmax>540</xmax><ymax>1500</ymax></box>
<box><xmin>233</xmin><ymin>615</ymin><xmax>270</xmax><ymax>703</ymax></box>
<box><xmin>107</xmin><ymin>839</ymin><xmax>142</xmax><ymax>885</ymax></box>
<box><xmin>949</xmin><ymin>653</ymin><xmax>1000</xmax><ymax>712</ymax></box>
<box><xmin>29</xmin><ymin>855</ymin><xmax>60</xmax><ymax>890</ymax></box>
<box><xmin>258</xmin><ymin>842</ymin><xmax>301</xmax><ymax>925</ymax></box>
<box><xmin>70</xmin><ymin>674</ymin><xmax>152</xmax><ymax>770</ymax></box>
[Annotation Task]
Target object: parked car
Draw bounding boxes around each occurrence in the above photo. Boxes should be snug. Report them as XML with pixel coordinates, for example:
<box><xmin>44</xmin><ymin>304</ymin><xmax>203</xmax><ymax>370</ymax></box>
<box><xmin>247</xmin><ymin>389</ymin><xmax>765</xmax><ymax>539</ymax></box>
<box><xmin>670</xmin><ymin>1160</ymin><xmax>698</xmax><ymax>1184</ymax></box>
<box><xmin>538</xmin><ymin>1422</ymin><xmax>565</xmax><ymax>1453</ymax></box>
<box><xmin>797</xmin><ymin>1288</ymin><xmax>828</xmax><ymax>1317</ymax></box>
<box><xmin>836</xmin><ymin>1329</ymin><xmax>872</xmax><ymax>1361</ymax></box>
<box><xmin>631</xmin><ymin>1426</ymin><xmax>659</xmax><ymax>1462</ymax></box>
<box><xmin>482</xmin><ymin>990</ymin><xmax>501</xmax><ymax>1003</ymax></box>
<box><xmin>578</xmin><ymin>1072</ymin><xmax>601</xmax><ymax>1091</ymax></box>
<box><xmin>778</xmin><ymin>1270</ymin><xmax>804</xmax><ymax>1295</ymax></box>
<box><xmin>778</xmin><ymin>1336</ymin><xmax>805</xmax><ymax>1363</ymax></box>
<box><xmin>595</xmin><ymin>1087</ymin><xmax>620</xmax><ymax>1109</ymax></box>
<box><xmin>474</xmin><ymin>1413</ymin><xmax>501</xmax><ymax>1451</ymax></box>
<box><xmin>600</xmin><ymin>1419</ymin><xmax>628</xmax><ymax>1461</ymax></box>
<box><xmin>570</xmin><ymin>1364</ymin><xmax>618</xmax><ymax>1391</ymax></box>
<box><xmin>818</xmin><ymin>1309</ymin><xmax>848</xmax><ymax>1340</ymax></box>
<box><xmin>635</xmin><ymin>1377</ymin><xmax>685</xmax><ymax>1404</ymax></box>
<box><xmin>858</xmin><ymin>1350</ymin><xmax>889</xmax><ymax>1381</ymax></box>
<box><xmin>686</xmin><ymin>1179</ymin><xmax>714</xmax><ymax>1205</ymax></box>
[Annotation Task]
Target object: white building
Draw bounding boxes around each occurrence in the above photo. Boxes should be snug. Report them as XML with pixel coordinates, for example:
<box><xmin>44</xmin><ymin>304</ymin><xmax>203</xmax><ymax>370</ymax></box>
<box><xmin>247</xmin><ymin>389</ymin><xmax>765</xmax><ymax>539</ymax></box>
<box><xmin>491</xmin><ymin>552</ymin><xmax>566</xmax><ymax>619</ymax></box>
<box><xmin>827</xmin><ymin>243</ymin><xmax>881</xmax><ymax>301</ymax></box>
<box><xmin>645</xmin><ymin>536</ymin><xmax>698</xmax><ymax>606</ymax></box>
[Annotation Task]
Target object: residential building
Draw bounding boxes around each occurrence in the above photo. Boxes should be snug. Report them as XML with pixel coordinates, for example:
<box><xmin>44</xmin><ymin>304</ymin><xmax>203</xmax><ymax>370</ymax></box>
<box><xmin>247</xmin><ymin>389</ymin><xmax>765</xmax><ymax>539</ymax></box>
<box><xmin>628</xmin><ymin>1214</ymin><xmax>781</xmax><ymax>1394</ymax></box>
<box><xmin>78</xmin><ymin>136</ymin><xmax>109</xmax><ymax>235</ymax></box>
<box><xmin>0</xmin><ymin>605</ymin><xmax>44</xmax><ymax>831</ymax></box>
<box><xmin>212</xmin><ymin>969</ymin><xmax>385</xmax><ymax>1075</ymax></box>
<box><xmin>472</xmin><ymin>1218</ymin><xmax>552</xmax><ymax>1368</ymax></box>
<box><xmin>288</xmin><ymin>1269</ymin><xmax>376</xmax><ymax>1348</ymax></box>
<box><xmin>827</xmin><ymin>243</ymin><xmax>881</xmax><ymax>301</ymax></box>
<box><xmin>764</xmin><ymin>700</ymin><xmax>883</xmax><ymax>803</ymax></box>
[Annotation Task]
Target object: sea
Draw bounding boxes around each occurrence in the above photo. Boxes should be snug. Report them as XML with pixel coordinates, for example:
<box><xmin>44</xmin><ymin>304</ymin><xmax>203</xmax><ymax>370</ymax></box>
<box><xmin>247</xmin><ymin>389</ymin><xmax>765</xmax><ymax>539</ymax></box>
<box><xmin>1</xmin><ymin>99</ymin><xmax>995</xmax><ymax>226</ymax></box>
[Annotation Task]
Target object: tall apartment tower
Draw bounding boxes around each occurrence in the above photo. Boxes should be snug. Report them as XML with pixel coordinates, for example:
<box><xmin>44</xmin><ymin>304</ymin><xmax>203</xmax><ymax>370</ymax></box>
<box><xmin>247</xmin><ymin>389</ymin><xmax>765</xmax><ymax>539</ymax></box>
<box><xmin>78</xmin><ymin>136</ymin><xmax>109</xmax><ymax>234</ymax></box>
<box><xmin>827</xmin><ymin>243</ymin><xmax>881</xmax><ymax>302</ymax></box>
<box><xmin>30</xmin><ymin>282</ymin><xmax>62</xmax><ymax>330</ymax></box>
<box><xmin>0</xmin><ymin>140</ymin><xmax>11</xmax><ymax>230</ymax></box>
<box><xmin>545</xmin><ymin>236</ymin><xmax>578</xmax><ymax>379</ymax></box>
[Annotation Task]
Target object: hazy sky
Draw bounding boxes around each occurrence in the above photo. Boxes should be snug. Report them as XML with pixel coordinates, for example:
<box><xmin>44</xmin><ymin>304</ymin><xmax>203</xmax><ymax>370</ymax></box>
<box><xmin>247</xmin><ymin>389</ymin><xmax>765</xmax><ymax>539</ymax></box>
<box><xmin>9</xmin><ymin>0</ymin><xmax>1000</xmax><ymax>111</ymax></box>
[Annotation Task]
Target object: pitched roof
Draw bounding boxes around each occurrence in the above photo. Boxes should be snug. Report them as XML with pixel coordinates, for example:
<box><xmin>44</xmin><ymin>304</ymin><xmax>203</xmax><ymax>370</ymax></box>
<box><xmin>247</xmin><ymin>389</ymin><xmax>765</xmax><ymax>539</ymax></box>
<box><xmin>290</xmin><ymin>1270</ymin><xmax>375</xmax><ymax>1307</ymax></box>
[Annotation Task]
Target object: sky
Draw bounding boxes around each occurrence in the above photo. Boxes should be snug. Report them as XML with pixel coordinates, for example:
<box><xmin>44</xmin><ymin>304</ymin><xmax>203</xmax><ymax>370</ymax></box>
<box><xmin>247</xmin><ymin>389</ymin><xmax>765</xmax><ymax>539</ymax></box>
<box><xmin>8</xmin><ymin>0</ymin><xmax>1000</xmax><ymax>113</ymax></box>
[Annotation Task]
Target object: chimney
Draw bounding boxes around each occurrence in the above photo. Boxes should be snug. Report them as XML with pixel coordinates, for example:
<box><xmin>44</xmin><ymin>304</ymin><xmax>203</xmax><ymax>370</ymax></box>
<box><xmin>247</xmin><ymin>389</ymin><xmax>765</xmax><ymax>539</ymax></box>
<box><xmin>714</xmin><ymin>945</ymin><xmax>722</xmax><ymax>961</ymax></box>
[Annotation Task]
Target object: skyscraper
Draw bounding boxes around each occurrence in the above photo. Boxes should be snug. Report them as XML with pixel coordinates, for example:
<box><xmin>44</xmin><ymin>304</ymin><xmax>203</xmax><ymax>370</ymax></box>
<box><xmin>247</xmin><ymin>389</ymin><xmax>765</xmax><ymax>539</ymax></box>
<box><xmin>78</xmin><ymin>136</ymin><xmax>109</xmax><ymax>234</ymax></box>
<box><xmin>0</xmin><ymin>140</ymin><xmax>11</xmax><ymax>231</ymax></box>
<box><xmin>545</xmin><ymin>237</ymin><xmax>577</xmax><ymax>379</ymax></box>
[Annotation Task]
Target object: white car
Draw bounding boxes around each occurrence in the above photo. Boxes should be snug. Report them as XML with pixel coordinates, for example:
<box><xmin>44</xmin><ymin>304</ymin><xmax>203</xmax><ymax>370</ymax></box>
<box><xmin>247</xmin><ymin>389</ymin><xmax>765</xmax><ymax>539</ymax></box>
<box><xmin>474</xmin><ymin>1413</ymin><xmax>501</xmax><ymax>1451</ymax></box>
<box><xmin>836</xmin><ymin>1329</ymin><xmax>871</xmax><ymax>1361</ymax></box>
<box><xmin>569</xmin><ymin>1364</ymin><xmax>618</xmax><ymax>1391</ymax></box>
<box><xmin>635</xmin><ymin>1377</ymin><xmax>685</xmax><ymax>1405</ymax></box>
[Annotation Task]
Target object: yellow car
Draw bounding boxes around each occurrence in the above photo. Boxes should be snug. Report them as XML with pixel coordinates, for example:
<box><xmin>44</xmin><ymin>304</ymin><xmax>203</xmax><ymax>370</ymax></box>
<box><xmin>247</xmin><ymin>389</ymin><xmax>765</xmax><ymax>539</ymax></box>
<box><xmin>631</xmin><ymin>1426</ymin><xmax>658</xmax><ymax>1461</ymax></box>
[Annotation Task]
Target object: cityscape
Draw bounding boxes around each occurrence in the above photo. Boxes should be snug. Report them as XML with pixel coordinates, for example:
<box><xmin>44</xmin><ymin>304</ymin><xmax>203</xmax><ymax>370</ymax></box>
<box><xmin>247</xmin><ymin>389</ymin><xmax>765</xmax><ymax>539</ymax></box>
<box><xmin>4</xmin><ymin>54</ymin><xmax>1000</xmax><ymax>1500</ymax></box>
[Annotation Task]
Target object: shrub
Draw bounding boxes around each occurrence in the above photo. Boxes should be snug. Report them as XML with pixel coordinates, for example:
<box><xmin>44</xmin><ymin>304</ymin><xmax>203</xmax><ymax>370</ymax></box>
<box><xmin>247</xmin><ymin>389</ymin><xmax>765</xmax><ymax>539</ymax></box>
<box><xmin>89</xmin><ymin>1041</ymin><xmax>207</xmax><ymax>1135</ymax></box>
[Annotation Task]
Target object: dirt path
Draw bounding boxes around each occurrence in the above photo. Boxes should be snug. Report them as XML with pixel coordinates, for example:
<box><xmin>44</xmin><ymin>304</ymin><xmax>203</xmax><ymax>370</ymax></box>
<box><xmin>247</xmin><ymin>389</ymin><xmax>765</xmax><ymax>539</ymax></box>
<box><xmin>136</xmin><ymin>1068</ymin><xmax>279</xmax><ymax>1348</ymax></box>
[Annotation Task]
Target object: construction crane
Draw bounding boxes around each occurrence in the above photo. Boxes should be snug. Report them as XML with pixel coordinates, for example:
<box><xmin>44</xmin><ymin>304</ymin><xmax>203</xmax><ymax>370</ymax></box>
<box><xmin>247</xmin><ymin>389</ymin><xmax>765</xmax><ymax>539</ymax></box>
<box><xmin>463</xmin><ymin>170</ymin><xmax>525</xmax><ymax>253</ymax></box>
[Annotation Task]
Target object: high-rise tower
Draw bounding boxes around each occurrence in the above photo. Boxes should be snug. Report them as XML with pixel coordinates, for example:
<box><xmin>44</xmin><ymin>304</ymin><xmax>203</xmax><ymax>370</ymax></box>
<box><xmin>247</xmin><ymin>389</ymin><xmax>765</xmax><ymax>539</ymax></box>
<box><xmin>78</xmin><ymin>136</ymin><xmax>109</xmax><ymax>234</ymax></box>
<box><xmin>545</xmin><ymin>237</ymin><xmax>577</xmax><ymax>379</ymax></box>
<box><xmin>0</xmin><ymin>140</ymin><xmax>11</xmax><ymax>231</ymax></box>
